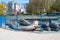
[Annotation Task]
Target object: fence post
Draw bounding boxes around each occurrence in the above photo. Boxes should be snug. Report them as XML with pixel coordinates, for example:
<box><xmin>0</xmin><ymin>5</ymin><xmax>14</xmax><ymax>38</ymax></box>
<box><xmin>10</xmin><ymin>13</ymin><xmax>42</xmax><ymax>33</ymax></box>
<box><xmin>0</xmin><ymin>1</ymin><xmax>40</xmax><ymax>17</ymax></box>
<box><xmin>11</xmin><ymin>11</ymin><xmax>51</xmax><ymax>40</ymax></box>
<box><xmin>0</xmin><ymin>16</ymin><xmax>6</xmax><ymax>28</ymax></box>
<box><xmin>40</xmin><ymin>15</ymin><xmax>42</xmax><ymax>32</ymax></box>
<box><xmin>15</xmin><ymin>15</ymin><xmax>18</xmax><ymax>30</ymax></box>
<box><xmin>0</xmin><ymin>16</ymin><xmax>2</xmax><ymax>27</ymax></box>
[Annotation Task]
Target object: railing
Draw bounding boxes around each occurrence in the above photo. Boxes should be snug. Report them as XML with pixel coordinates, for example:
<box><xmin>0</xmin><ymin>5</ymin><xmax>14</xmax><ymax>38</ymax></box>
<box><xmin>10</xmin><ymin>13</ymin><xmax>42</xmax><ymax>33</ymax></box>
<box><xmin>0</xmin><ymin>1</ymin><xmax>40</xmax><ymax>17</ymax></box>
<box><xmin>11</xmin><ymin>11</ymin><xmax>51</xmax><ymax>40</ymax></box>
<box><xmin>0</xmin><ymin>15</ymin><xmax>59</xmax><ymax>31</ymax></box>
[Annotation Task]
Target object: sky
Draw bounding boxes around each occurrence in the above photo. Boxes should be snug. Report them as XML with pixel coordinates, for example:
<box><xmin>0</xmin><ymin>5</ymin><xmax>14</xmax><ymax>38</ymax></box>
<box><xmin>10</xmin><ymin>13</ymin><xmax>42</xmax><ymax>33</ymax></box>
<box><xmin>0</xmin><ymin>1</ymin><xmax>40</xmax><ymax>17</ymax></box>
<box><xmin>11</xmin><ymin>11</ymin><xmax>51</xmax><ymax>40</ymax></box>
<box><xmin>0</xmin><ymin>0</ymin><xmax>29</xmax><ymax>5</ymax></box>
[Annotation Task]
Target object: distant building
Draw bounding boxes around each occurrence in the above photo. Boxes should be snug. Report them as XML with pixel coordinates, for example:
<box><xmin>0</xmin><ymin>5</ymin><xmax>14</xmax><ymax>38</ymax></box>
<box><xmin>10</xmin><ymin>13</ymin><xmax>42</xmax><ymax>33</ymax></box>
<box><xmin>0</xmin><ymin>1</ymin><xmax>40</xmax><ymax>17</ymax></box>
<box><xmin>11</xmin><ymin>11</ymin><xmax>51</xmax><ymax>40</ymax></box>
<box><xmin>20</xmin><ymin>3</ymin><xmax>28</xmax><ymax>14</ymax></box>
<box><xmin>21</xmin><ymin>3</ymin><xmax>28</xmax><ymax>14</ymax></box>
<box><xmin>14</xmin><ymin>3</ymin><xmax>20</xmax><ymax>14</ymax></box>
<box><xmin>7</xmin><ymin>1</ymin><xmax>20</xmax><ymax>15</ymax></box>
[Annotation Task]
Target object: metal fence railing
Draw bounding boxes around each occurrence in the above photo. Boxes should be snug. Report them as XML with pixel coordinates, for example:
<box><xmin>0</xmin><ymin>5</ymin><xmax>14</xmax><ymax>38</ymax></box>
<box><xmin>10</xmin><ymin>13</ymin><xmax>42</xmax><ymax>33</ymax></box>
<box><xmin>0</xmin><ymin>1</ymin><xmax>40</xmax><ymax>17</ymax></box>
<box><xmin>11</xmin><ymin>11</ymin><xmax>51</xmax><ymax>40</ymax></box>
<box><xmin>0</xmin><ymin>15</ymin><xmax>60</xmax><ymax>31</ymax></box>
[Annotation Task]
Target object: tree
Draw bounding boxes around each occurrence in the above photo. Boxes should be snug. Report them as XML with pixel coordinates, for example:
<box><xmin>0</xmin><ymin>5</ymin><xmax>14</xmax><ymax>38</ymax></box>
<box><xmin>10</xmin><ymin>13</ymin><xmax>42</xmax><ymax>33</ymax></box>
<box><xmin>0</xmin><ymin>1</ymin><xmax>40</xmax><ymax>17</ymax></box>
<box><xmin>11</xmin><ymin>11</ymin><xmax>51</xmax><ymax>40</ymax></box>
<box><xmin>44</xmin><ymin>0</ymin><xmax>55</xmax><ymax>13</ymax></box>
<box><xmin>26</xmin><ymin>0</ymin><xmax>45</xmax><ymax>15</ymax></box>
<box><xmin>0</xmin><ymin>3</ymin><xmax>7</xmax><ymax>15</ymax></box>
<box><xmin>26</xmin><ymin>0</ymin><xmax>55</xmax><ymax>14</ymax></box>
<box><xmin>51</xmin><ymin>0</ymin><xmax>60</xmax><ymax>12</ymax></box>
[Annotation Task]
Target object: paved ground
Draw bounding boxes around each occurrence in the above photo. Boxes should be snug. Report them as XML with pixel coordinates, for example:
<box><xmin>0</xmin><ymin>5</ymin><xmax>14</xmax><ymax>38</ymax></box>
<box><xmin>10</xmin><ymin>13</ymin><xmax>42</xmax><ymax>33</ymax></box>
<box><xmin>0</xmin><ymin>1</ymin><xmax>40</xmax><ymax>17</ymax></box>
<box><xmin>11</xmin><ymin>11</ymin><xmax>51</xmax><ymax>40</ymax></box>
<box><xmin>0</xmin><ymin>28</ymin><xmax>60</xmax><ymax>40</ymax></box>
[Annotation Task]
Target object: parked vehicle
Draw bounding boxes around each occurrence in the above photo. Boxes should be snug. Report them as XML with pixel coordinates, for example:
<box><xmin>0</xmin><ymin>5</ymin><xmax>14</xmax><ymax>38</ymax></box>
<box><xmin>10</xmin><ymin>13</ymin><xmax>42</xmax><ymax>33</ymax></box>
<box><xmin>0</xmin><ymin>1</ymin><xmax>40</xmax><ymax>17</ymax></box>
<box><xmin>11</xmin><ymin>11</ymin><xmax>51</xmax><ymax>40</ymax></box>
<box><xmin>5</xmin><ymin>20</ymin><xmax>39</xmax><ymax>31</ymax></box>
